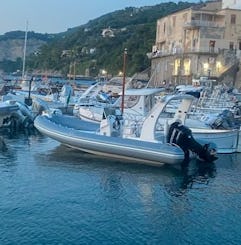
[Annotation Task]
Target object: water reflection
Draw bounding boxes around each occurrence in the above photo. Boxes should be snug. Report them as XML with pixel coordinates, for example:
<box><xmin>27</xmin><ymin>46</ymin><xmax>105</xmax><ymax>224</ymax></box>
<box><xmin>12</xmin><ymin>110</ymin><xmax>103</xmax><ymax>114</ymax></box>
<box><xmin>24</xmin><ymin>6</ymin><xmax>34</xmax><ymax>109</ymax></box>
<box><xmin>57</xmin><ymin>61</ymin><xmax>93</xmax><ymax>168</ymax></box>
<box><xmin>166</xmin><ymin>160</ymin><xmax>217</xmax><ymax>197</ymax></box>
<box><xmin>34</xmin><ymin>141</ymin><xmax>219</xmax><ymax>201</ymax></box>
<box><xmin>0</xmin><ymin>128</ymin><xmax>44</xmax><ymax>166</ymax></box>
<box><xmin>215</xmin><ymin>153</ymin><xmax>241</xmax><ymax>169</ymax></box>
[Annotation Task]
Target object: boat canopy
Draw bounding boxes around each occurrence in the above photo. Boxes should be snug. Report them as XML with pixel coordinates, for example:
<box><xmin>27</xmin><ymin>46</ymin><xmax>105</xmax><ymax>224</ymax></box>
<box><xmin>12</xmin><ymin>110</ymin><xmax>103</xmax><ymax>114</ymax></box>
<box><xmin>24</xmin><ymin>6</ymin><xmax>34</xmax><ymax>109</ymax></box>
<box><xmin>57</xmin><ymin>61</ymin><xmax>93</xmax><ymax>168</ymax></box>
<box><xmin>119</xmin><ymin>87</ymin><xmax>164</xmax><ymax>96</ymax></box>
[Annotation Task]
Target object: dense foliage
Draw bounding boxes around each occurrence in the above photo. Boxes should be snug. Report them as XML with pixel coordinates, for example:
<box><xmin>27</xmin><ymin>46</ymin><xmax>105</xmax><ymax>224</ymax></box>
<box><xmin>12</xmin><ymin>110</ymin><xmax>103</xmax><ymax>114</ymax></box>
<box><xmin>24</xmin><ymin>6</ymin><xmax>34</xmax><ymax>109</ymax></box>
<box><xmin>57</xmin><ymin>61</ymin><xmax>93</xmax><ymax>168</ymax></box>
<box><xmin>2</xmin><ymin>1</ymin><xmax>195</xmax><ymax>77</ymax></box>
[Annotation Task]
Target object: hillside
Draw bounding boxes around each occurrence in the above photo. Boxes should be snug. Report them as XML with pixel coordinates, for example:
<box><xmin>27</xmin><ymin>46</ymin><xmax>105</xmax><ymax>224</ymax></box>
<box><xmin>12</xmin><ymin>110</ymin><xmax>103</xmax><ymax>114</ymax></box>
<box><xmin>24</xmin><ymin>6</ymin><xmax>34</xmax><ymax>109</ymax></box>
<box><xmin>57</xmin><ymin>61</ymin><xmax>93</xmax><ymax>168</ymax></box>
<box><xmin>0</xmin><ymin>31</ymin><xmax>57</xmax><ymax>73</ymax></box>
<box><xmin>0</xmin><ymin>1</ymin><xmax>195</xmax><ymax>77</ymax></box>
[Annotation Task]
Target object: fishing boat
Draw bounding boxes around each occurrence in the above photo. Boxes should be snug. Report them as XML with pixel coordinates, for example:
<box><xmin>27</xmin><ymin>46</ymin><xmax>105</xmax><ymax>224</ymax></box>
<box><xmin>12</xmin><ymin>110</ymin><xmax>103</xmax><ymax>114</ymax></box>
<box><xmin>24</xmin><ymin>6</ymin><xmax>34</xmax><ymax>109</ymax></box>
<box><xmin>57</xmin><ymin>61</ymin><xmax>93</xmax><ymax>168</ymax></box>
<box><xmin>34</xmin><ymin>95</ymin><xmax>217</xmax><ymax>167</ymax></box>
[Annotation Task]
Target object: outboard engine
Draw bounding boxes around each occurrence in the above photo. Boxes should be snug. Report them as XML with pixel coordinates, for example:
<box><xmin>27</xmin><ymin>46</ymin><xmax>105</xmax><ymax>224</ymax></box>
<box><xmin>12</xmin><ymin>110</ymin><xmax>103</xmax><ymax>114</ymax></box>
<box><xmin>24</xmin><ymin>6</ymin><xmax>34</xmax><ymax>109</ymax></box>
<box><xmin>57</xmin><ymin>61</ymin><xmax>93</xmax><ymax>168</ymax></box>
<box><xmin>211</xmin><ymin>109</ymin><xmax>239</xmax><ymax>129</ymax></box>
<box><xmin>2</xmin><ymin>100</ymin><xmax>34</xmax><ymax>130</ymax></box>
<box><xmin>167</xmin><ymin>121</ymin><xmax>218</xmax><ymax>162</ymax></box>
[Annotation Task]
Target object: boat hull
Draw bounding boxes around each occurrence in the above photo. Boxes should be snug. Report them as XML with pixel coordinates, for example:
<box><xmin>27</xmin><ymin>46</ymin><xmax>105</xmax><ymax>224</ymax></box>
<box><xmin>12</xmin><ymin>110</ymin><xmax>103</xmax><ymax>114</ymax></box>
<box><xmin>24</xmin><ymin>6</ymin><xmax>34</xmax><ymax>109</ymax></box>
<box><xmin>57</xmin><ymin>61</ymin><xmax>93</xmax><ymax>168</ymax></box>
<box><xmin>34</xmin><ymin>114</ymin><xmax>185</xmax><ymax>166</ymax></box>
<box><xmin>191</xmin><ymin>128</ymin><xmax>239</xmax><ymax>154</ymax></box>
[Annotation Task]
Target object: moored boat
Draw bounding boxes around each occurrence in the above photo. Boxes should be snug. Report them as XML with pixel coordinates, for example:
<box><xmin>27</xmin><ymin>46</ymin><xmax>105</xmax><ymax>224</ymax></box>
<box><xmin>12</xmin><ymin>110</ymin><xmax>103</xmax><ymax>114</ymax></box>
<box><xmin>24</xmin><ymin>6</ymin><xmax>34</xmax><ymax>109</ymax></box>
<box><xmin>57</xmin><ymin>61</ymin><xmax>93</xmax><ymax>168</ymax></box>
<box><xmin>34</xmin><ymin>113</ymin><xmax>185</xmax><ymax>166</ymax></box>
<box><xmin>34</xmin><ymin>101</ymin><xmax>217</xmax><ymax>167</ymax></box>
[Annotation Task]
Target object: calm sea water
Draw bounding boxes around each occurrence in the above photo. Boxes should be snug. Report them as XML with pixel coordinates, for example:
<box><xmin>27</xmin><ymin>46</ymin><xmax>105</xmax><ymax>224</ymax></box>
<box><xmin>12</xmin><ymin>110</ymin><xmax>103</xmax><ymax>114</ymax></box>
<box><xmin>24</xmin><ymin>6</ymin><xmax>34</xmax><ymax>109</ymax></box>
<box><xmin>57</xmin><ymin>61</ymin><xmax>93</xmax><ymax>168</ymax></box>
<box><xmin>0</xmin><ymin>129</ymin><xmax>241</xmax><ymax>245</ymax></box>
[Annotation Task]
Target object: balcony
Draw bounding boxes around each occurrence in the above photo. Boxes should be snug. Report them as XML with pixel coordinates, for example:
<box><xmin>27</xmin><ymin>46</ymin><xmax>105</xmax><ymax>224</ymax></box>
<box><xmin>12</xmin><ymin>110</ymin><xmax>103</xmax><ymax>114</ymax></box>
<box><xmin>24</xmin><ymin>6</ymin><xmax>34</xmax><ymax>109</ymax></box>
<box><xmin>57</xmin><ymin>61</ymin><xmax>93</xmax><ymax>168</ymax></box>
<box><xmin>149</xmin><ymin>47</ymin><xmax>219</xmax><ymax>59</ymax></box>
<box><xmin>184</xmin><ymin>20</ymin><xmax>222</xmax><ymax>29</ymax></box>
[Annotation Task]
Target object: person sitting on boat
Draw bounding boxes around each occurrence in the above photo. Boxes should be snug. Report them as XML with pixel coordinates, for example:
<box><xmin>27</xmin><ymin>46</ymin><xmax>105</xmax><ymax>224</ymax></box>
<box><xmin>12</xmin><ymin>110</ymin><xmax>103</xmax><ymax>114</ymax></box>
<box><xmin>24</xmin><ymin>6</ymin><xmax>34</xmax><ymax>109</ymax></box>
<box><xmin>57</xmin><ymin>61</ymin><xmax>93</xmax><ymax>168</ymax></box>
<box><xmin>167</xmin><ymin>120</ymin><xmax>218</xmax><ymax>162</ymax></box>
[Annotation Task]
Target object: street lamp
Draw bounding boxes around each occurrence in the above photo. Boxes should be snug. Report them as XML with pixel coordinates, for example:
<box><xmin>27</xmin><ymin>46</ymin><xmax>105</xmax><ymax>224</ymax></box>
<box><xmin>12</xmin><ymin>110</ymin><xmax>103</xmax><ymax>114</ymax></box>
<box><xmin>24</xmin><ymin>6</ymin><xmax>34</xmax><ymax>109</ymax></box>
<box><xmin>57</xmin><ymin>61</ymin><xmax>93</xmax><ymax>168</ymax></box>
<box><xmin>118</xmin><ymin>71</ymin><xmax>123</xmax><ymax>76</ymax></box>
<box><xmin>101</xmin><ymin>69</ymin><xmax>107</xmax><ymax>76</ymax></box>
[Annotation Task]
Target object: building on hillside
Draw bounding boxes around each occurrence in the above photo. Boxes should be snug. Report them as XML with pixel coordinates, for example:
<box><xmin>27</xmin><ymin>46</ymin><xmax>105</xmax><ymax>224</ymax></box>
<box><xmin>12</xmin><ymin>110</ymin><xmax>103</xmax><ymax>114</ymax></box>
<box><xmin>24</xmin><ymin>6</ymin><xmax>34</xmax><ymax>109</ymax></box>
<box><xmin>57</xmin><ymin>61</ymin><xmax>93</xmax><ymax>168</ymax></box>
<box><xmin>148</xmin><ymin>0</ymin><xmax>241</xmax><ymax>88</ymax></box>
<box><xmin>101</xmin><ymin>27</ymin><xmax>115</xmax><ymax>38</ymax></box>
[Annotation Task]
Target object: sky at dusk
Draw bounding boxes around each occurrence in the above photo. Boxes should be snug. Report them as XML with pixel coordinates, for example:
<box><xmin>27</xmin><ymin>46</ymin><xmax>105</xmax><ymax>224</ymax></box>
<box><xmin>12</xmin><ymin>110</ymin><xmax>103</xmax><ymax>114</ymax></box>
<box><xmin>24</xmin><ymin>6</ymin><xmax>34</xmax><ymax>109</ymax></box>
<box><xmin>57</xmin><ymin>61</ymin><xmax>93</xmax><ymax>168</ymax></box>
<box><xmin>0</xmin><ymin>0</ymin><xmax>199</xmax><ymax>35</ymax></box>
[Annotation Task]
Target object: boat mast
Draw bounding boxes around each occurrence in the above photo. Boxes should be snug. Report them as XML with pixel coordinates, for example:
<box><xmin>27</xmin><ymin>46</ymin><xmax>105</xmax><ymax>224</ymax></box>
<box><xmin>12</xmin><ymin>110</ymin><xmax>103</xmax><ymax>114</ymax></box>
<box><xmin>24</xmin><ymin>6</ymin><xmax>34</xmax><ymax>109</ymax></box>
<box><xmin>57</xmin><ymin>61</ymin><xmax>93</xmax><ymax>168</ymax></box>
<box><xmin>22</xmin><ymin>21</ymin><xmax>28</xmax><ymax>79</ymax></box>
<box><xmin>121</xmin><ymin>48</ymin><xmax>127</xmax><ymax>114</ymax></box>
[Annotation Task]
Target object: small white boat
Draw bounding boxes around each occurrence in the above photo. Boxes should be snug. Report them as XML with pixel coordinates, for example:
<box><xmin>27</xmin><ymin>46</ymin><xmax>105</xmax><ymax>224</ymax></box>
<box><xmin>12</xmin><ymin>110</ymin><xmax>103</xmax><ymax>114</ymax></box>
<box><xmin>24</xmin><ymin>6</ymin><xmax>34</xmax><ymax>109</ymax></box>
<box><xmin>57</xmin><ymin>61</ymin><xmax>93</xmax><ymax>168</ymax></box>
<box><xmin>187</xmin><ymin>128</ymin><xmax>239</xmax><ymax>154</ymax></box>
<box><xmin>153</xmin><ymin>94</ymin><xmax>241</xmax><ymax>154</ymax></box>
<box><xmin>73</xmin><ymin>81</ymin><xmax>119</xmax><ymax>122</ymax></box>
<box><xmin>2</xmin><ymin>80</ymin><xmax>80</xmax><ymax>116</ymax></box>
<box><xmin>74</xmin><ymin>87</ymin><xmax>164</xmax><ymax>123</ymax></box>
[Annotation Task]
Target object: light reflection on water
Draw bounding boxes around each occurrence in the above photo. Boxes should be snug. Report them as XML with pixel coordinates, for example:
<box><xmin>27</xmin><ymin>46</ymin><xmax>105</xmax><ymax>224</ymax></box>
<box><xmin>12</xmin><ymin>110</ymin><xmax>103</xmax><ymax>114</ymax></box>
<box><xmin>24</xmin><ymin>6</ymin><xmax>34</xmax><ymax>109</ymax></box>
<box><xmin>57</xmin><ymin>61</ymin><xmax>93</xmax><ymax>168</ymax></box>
<box><xmin>0</xmin><ymin>130</ymin><xmax>241</xmax><ymax>244</ymax></box>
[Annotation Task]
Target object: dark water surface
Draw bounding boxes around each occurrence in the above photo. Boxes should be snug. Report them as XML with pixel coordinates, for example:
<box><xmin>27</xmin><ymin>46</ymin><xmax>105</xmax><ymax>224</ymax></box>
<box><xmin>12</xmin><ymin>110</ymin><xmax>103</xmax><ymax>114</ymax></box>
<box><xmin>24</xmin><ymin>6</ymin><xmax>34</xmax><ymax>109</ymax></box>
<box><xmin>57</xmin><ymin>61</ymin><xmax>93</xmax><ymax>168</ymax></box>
<box><xmin>0</xmin><ymin>130</ymin><xmax>241</xmax><ymax>245</ymax></box>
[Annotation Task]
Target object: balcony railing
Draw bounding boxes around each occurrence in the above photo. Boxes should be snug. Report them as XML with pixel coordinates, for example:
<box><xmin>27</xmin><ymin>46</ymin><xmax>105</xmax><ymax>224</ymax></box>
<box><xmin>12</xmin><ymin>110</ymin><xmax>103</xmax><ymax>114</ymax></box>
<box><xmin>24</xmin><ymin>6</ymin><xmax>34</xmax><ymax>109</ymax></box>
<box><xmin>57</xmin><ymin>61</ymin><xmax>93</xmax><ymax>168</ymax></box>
<box><xmin>149</xmin><ymin>47</ymin><xmax>219</xmax><ymax>58</ymax></box>
<box><xmin>184</xmin><ymin>20</ymin><xmax>222</xmax><ymax>28</ymax></box>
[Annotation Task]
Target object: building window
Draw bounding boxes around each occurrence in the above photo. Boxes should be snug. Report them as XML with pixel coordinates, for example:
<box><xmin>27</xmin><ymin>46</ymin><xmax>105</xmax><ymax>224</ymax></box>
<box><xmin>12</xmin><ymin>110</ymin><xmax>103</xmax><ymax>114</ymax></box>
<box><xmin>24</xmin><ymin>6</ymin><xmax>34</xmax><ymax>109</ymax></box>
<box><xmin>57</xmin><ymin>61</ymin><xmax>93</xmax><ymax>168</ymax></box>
<box><xmin>163</xmin><ymin>23</ymin><xmax>166</xmax><ymax>34</ymax></box>
<box><xmin>231</xmin><ymin>14</ymin><xmax>236</xmax><ymax>24</ymax></box>
<box><xmin>183</xmin><ymin>59</ymin><xmax>191</xmax><ymax>75</ymax></box>
<box><xmin>192</xmin><ymin>39</ymin><xmax>196</xmax><ymax>48</ymax></box>
<box><xmin>239</xmin><ymin>42</ymin><xmax>241</xmax><ymax>50</ymax></box>
<box><xmin>174</xmin><ymin>59</ymin><xmax>181</xmax><ymax>76</ymax></box>
<box><xmin>209</xmin><ymin>40</ymin><xmax>215</xmax><ymax>52</ymax></box>
<box><xmin>230</xmin><ymin>42</ymin><xmax>234</xmax><ymax>50</ymax></box>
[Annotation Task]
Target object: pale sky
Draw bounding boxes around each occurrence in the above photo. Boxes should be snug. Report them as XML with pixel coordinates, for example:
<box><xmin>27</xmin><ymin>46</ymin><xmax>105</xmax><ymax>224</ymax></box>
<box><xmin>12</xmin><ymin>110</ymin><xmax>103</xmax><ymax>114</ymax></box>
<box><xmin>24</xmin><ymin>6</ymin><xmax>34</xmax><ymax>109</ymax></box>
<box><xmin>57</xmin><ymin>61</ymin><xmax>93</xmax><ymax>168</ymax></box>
<box><xmin>0</xmin><ymin>0</ymin><xmax>199</xmax><ymax>35</ymax></box>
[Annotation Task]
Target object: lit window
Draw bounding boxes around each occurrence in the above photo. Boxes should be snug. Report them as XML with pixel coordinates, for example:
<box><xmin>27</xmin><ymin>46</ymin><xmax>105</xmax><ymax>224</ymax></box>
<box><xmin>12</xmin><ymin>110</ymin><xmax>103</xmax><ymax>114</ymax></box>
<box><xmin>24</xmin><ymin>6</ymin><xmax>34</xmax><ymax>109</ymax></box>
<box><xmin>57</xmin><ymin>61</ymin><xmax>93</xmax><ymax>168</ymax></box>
<box><xmin>183</xmin><ymin>59</ymin><xmax>191</xmax><ymax>75</ymax></box>
<box><xmin>174</xmin><ymin>59</ymin><xmax>181</xmax><ymax>75</ymax></box>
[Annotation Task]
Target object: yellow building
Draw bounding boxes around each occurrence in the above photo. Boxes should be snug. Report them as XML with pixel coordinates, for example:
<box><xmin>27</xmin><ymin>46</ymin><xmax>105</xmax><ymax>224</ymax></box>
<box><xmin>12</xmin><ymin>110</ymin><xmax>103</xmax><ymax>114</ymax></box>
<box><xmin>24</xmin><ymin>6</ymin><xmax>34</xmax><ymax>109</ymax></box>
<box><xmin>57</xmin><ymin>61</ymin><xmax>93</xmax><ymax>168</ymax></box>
<box><xmin>149</xmin><ymin>0</ymin><xmax>241</xmax><ymax>87</ymax></box>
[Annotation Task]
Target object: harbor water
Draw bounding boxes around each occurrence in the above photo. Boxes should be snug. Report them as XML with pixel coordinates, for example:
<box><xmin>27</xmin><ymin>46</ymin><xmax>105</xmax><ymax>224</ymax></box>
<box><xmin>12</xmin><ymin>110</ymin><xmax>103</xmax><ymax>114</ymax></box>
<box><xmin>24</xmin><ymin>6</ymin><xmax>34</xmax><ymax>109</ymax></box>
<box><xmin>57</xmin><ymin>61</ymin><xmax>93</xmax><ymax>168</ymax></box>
<box><xmin>0</xmin><ymin>129</ymin><xmax>241</xmax><ymax>244</ymax></box>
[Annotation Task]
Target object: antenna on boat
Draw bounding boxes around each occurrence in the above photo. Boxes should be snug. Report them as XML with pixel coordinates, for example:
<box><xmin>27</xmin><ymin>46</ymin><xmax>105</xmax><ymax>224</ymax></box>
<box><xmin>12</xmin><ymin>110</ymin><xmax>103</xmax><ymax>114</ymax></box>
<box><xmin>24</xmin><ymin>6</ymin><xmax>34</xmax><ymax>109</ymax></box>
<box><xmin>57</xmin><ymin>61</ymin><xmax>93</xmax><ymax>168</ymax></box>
<box><xmin>121</xmin><ymin>48</ymin><xmax>127</xmax><ymax>114</ymax></box>
<box><xmin>22</xmin><ymin>20</ymin><xmax>28</xmax><ymax>80</ymax></box>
